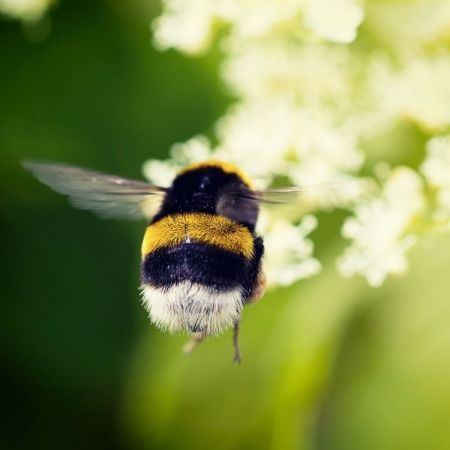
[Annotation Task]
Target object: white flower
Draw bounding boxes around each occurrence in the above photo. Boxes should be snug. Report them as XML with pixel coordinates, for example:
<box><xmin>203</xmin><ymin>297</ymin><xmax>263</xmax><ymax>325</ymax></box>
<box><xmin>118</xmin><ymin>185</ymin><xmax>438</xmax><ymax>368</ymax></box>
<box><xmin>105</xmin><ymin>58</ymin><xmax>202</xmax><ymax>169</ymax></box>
<box><xmin>214</xmin><ymin>98</ymin><xmax>298</xmax><ymax>185</ymax></box>
<box><xmin>304</xmin><ymin>0</ymin><xmax>364</xmax><ymax>44</ymax></box>
<box><xmin>142</xmin><ymin>136</ymin><xmax>212</xmax><ymax>186</ymax></box>
<box><xmin>371</xmin><ymin>55</ymin><xmax>450</xmax><ymax>131</ymax></box>
<box><xmin>338</xmin><ymin>167</ymin><xmax>425</xmax><ymax>287</ymax></box>
<box><xmin>222</xmin><ymin>41</ymin><xmax>353</xmax><ymax>106</ymax></box>
<box><xmin>152</xmin><ymin>0</ymin><xmax>301</xmax><ymax>54</ymax></box>
<box><xmin>216</xmin><ymin>98</ymin><xmax>366</xmax><ymax>205</ymax></box>
<box><xmin>142</xmin><ymin>159</ymin><xmax>179</xmax><ymax>187</ymax></box>
<box><xmin>259</xmin><ymin>213</ymin><xmax>321</xmax><ymax>287</ymax></box>
<box><xmin>153</xmin><ymin>0</ymin><xmax>365</xmax><ymax>54</ymax></box>
<box><xmin>170</xmin><ymin>135</ymin><xmax>212</xmax><ymax>164</ymax></box>
<box><xmin>0</xmin><ymin>0</ymin><xmax>52</xmax><ymax>20</ymax></box>
<box><xmin>286</xmin><ymin>109</ymin><xmax>368</xmax><ymax>207</ymax></box>
<box><xmin>215</xmin><ymin>0</ymin><xmax>301</xmax><ymax>40</ymax></box>
<box><xmin>152</xmin><ymin>0</ymin><xmax>214</xmax><ymax>54</ymax></box>
<box><xmin>421</xmin><ymin>135</ymin><xmax>450</xmax><ymax>221</ymax></box>
<box><xmin>365</xmin><ymin>0</ymin><xmax>450</xmax><ymax>57</ymax></box>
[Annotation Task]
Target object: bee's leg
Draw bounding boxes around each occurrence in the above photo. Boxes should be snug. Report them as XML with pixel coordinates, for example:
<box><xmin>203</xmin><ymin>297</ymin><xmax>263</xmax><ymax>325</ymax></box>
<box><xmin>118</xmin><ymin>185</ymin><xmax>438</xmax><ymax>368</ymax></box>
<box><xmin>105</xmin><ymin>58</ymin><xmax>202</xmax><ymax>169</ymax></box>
<box><xmin>233</xmin><ymin>321</ymin><xmax>242</xmax><ymax>364</ymax></box>
<box><xmin>183</xmin><ymin>332</ymin><xmax>205</xmax><ymax>355</ymax></box>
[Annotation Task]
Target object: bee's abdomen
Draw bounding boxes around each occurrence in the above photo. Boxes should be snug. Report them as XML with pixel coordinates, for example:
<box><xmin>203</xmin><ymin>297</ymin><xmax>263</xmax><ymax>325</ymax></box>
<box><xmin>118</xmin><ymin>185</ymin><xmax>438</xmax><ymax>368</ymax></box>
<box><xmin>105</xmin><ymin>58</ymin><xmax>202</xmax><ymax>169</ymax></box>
<box><xmin>140</xmin><ymin>242</ymin><xmax>250</xmax><ymax>335</ymax></box>
<box><xmin>139</xmin><ymin>213</ymin><xmax>257</xmax><ymax>335</ymax></box>
<box><xmin>141</xmin><ymin>242</ymin><xmax>249</xmax><ymax>291</ymax></box>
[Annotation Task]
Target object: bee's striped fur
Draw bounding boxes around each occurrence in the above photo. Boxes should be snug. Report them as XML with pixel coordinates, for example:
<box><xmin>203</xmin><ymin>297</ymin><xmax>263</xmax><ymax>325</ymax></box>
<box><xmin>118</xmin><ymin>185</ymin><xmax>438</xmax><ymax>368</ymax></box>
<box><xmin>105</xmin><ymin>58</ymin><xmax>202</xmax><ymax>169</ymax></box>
<box><xmin>141</xmin><ymin>213</ymin><xmax>254</xmax><ymax>259</ymax></box>
<box><xmin>140</xmin><ymin>161</ymin><xmax>265</xmax><ymax>336</ymax></box>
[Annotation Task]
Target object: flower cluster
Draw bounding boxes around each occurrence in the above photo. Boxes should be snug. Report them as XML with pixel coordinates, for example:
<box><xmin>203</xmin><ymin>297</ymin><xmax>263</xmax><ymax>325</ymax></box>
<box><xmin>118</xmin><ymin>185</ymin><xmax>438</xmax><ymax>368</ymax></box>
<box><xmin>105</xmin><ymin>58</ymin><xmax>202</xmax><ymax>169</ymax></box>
<box><xmin>152</xmin><ymin>0</ymin><xmax>364</xmax><ymax>54</ymax></box>
<box><xmin>338</xmin><ymin>168</ymin><xmax>425</xmax><ymax>287</ymax></box>
<box><xmin>421</xmin><ymin>135</ymin><xmax>450</xmax><ymax>222</ymax></box>
<box><xmin>260</xmin><ymin>214</ymin><xmax>320</xmax><ymax>287</ymax></box>
<box><xmin>145</xmin><ymin>0</ymin><xmax>450</xmax><ymax>288</ymax></box>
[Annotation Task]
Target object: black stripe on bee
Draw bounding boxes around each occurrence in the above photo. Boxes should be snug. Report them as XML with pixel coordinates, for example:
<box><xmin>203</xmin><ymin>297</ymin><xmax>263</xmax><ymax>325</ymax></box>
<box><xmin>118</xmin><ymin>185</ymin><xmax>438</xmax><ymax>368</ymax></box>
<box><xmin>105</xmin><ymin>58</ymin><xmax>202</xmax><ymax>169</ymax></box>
<box><xmin>141</xmin><ymin>242</ymin><xmax>251</xmax><ymax>292</ymax></box>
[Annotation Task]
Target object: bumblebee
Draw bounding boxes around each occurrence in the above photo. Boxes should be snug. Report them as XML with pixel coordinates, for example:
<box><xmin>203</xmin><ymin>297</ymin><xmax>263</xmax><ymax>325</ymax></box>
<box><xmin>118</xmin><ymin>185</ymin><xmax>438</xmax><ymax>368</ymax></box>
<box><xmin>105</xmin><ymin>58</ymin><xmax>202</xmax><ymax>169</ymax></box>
<box><xmin>23</xmin><ymin>160</ymin><xmax>285</xmax><ymax>362</ymax></box>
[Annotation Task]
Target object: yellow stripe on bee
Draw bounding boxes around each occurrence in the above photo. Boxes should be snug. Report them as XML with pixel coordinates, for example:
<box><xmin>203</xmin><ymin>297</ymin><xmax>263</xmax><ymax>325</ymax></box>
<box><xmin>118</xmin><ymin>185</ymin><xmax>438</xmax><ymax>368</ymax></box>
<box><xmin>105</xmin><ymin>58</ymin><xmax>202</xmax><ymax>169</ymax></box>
<box><xmin>179</xmin><ymin>160</ymin><xmax>254</xmax><ymax>189</ymax></box>
<box><xmin>141</xmin><ymin>213</ymin><xmax>254</xmax><ymax>259</ymax></box>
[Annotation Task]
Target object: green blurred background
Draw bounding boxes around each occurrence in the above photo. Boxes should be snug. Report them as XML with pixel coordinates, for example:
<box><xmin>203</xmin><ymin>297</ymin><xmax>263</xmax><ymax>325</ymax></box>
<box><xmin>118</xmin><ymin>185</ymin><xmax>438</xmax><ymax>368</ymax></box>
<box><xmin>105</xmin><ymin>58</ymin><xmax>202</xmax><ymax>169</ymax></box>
<box><xmin>1</xmin><ymin>2</ymin><xmax>450</xmax><ymax>450</ymax></box>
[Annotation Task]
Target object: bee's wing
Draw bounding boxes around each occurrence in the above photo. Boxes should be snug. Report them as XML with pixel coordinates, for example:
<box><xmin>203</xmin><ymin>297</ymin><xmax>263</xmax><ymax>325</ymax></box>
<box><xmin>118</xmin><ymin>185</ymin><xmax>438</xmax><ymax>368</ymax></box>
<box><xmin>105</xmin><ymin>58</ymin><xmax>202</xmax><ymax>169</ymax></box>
<box><xmin>258</xmin><ymin>187</ymin><xmax>304</xmax><ymax>204</ymax></box>
<box><xmin>259</xmin><ymin>184</ymin><xmax>347</xmax><ymax>204</ymax></box>
<box><xmin>217</xmin><ymin>186</ymin><xmax>315</xmax><ymax>224</ymax></box>
<box><xmin>22</xmin><ymin>161</ymin><xmax>167</xmax><ymax>220</ymax></box>
<box><xmin>216</xmin><ymin>185</ymin><xmax>261</xmax><ymax>225</ymax></box>
<box><xmin>218</xmin><ymin>183</ymin><xmax>348</xmax><ymax>223</ymax></box>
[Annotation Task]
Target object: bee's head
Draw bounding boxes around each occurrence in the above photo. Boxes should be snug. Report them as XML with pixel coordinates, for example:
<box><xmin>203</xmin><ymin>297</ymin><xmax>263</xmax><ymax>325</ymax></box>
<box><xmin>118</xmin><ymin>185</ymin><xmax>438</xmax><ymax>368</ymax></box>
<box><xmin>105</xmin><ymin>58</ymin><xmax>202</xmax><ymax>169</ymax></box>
<box><xmin>154</xmin><ymin>161</ymin><xmax>259</xmax><ymax>228</ymax></box>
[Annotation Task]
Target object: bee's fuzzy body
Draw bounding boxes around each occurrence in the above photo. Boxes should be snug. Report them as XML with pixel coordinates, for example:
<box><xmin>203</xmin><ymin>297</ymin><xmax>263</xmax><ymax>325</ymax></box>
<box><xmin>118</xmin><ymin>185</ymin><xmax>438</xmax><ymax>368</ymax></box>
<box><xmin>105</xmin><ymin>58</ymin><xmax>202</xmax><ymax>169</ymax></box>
<box><xmin>140</xmin><ymin>162</ymin><xmax>265</xmax><ymax>336</ymax></box>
